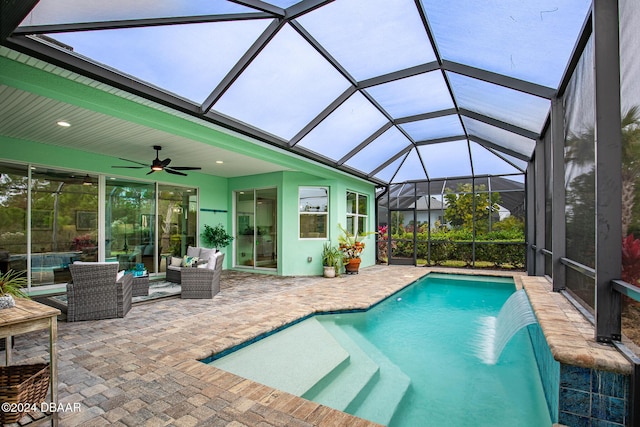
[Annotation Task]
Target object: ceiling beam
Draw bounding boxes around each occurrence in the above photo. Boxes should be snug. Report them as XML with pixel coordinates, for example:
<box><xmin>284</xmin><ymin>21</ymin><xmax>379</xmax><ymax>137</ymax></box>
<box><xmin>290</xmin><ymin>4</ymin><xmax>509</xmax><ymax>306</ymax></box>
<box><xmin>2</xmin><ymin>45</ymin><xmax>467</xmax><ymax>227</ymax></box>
<box><xmin>459</xmin><ymin>108</ymin><xmax>540</xmax><ymax>140</ymax></box>
<box><xmin>289</xmin><ymin>86</ymin><xmax>356</xmax><ymax>147</ymax></box>
<box><xmin>469</xmin><ymin>135</ymin><xmax>531</xmax><ymax>162</ymax></box>
<box><xmin>484</xmin><ymin>146</ymin><xmax>526</xmax><ymax>173</ymax></box>
<box><xmin>394</xmin><ymin>108</ymin><xmax>458</xmax><ymax>124</ymax></box>
<box><xmin>0</xmin><ymin>0</ymin><xmax>39</xmax><ymax>41</ymax></box>
<box><xmin>337</xmin><ymin>122</ymin><xmax>393</xmax><ymax>166</ymax></box>
<box><xmin>286</xmin><ymin>0</ymin><xmax>336</xmax><ymax>19</ymax></box>
<box><xmin>14</xmin><ymin>13</ymin><xmax>273</xmax><ymax>35</ymax></box>
<box><xmin>358</xmin><ymin>62</ymin><xmax>440</xmax><ymax>89</ymax></box>
<box><xmin>443</xmin><ymin>60</ymin><xmax>557</xmax><ymax>99</ymax></box>
<box><xmin>557</xmin><ymin>8</ymin><xmax>593</xmax><ymax>97</ymax></box>
<box><xmin>200</xmin><ymin>18</ymin><xmax>284</xmax><ymax>114</ymax></box>
<box><xmin>369</xmin><ymin>145</ymin><xmax>412</xmax><ymax>177</ymax></box>
<box><xmin>289</xmin><ymin>20</ymin><xmax>356</xmax><ymax>85</ymax></box>
<box><xmin>228</xmin><ymin>0</ymin><xmax>285</xmax><ymax>16</ymax></box>
<box><xmin>414</xmin><ymin>135</ymin><xmax>468</xmax><ymax>146</ymax></box>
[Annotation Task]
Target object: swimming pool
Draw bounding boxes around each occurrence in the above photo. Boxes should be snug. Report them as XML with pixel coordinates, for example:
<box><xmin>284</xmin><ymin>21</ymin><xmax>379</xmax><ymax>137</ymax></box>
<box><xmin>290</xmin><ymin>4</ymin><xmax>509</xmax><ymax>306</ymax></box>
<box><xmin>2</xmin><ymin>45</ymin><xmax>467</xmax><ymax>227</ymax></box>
<box><xmin>208</xmin><ymin>273</ymin><xmax>551</xmax><ymax>426</ymax></box>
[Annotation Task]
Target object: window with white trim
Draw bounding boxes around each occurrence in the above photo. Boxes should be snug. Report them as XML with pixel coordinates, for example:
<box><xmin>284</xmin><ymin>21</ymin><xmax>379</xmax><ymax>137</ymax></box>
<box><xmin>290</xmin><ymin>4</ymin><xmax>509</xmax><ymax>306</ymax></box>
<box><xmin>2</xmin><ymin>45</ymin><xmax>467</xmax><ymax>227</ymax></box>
<box><xmin>346</xmin><ymin>191</ymin><xmax>368</xmax><ymax>236</ymax></box>
<box><xmin>299</xmin><ymin>187</ymin><xmax>328</xmax><ymax>238</ymax></box>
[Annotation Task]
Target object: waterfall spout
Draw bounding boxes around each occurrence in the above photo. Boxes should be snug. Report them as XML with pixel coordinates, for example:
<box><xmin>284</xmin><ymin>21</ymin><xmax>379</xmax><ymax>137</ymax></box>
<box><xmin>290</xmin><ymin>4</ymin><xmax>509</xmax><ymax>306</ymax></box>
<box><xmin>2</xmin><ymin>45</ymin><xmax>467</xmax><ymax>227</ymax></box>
<box><xmin>475</xmin><ymin>289</ymin><xmax>537</xmax><ymax>365</ymax></box>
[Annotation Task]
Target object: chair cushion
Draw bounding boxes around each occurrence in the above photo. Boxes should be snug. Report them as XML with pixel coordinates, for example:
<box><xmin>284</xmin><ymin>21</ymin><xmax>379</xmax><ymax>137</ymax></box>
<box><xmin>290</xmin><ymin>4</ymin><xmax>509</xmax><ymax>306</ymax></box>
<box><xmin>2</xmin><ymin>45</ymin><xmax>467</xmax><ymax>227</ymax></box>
<box><xmin>186</xmin><ymin>246</ymin><xmax>201</xmax><ymax>257</ymax></box>
<box><xmin>197</xmin><ymin>262</ymin><xmax>208</xmax><ymax>269</ymax></box>
<box><xmin>116</xmin><ymin>270</ymin><xmax>126</xmax><ymax>281</ymax></box>
<box><xmin>199</xmin><ymin>248</ymin><xmax>217</xmax><ymax>263</ymax></box>
<box><xmin>182</xmin><ymin>255</ymin><xmax>199</xmax><ymax>267</ymax></box>
<box><xmin>167</xmin><ymin>265</ymin><xmax>181</xmax><ymax>271</ymax></box>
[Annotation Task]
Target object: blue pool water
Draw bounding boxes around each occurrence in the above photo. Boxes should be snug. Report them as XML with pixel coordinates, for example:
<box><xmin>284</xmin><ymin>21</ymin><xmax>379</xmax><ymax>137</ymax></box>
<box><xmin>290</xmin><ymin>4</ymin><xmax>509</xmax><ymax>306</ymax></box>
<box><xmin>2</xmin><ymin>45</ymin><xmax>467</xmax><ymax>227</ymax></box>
<box><xmin>209</xmin><ymin>273</ymin><xmax>552</xmax><ymax>426</ymax></box>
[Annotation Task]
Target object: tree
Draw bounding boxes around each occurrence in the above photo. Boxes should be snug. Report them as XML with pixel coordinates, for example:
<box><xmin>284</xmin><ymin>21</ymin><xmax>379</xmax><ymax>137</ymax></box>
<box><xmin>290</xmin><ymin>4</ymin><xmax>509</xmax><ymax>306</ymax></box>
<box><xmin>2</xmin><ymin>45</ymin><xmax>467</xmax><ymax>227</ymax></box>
<box><xmin>566</xmin><ymin>105</ymin><xmax>640</xmax><ymax>238</ymax></box>
<box><xmin>443</xmin><ymin>184</ymin><xmax>501</xmax><ymax>232</ymax></box>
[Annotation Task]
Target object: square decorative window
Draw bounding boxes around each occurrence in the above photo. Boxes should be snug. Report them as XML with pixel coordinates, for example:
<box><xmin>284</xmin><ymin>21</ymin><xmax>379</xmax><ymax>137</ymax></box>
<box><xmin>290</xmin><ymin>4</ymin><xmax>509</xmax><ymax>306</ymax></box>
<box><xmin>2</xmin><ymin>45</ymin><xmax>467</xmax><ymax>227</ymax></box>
<box><xmin>299</xmin><ymin>187</ymin><xmax>328</xmax><ymax>239</ymax></box>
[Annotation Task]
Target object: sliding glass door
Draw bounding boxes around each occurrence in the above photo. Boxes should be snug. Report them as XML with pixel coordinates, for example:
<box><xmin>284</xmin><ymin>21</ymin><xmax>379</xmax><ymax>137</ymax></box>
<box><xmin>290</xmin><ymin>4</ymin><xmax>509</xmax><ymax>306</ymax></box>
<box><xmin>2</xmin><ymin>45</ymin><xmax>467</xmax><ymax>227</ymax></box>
<box><xmin>158</xmin><ymin>185</ymin><xmax>198</xmax><ymax>274</ymax></box>
<box><xmin>235</xmin><ymin>188</ymin><xmax>277</xmax><ymax>269</ymax></box>
<box><xmin>105</xmin><ymin>179</ymin><xmax>155</xmax><ymax>272</ymax></box>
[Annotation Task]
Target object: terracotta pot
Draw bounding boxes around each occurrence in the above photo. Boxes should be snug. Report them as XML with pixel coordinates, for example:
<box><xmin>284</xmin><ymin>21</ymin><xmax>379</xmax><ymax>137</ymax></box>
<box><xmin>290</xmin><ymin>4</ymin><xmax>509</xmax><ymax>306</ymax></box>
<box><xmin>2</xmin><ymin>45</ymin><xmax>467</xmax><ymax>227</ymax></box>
<box><xmin>344</xmin><ymin>257</ymin><xmax>361</xmax><ymax>274</ymax></box>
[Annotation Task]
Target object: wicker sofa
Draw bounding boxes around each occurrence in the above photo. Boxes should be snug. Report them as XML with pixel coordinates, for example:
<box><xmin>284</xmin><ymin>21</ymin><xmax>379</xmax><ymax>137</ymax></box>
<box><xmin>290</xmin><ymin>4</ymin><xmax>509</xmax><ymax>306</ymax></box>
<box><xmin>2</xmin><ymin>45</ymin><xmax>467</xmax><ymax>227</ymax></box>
<box><xmin>67</xmin><ymin>262</ymin><xmax>133</xmax><ymax>322</ymax></box>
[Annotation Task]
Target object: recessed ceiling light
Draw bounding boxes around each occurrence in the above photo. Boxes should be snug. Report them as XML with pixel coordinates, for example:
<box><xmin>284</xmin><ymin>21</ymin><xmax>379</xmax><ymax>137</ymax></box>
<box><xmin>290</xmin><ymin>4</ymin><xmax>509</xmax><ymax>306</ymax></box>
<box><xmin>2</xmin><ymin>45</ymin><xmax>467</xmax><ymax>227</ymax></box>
<box><xmin>56</xmin><ymin>121</ymin><xmax>71</xmax><ymax>127</ymax></box>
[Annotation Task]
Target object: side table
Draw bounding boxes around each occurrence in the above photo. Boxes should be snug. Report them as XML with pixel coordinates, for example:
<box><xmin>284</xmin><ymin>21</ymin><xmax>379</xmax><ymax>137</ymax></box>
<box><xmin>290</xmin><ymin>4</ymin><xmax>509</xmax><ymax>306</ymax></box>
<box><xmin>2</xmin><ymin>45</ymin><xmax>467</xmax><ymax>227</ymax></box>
<box><xmin>131</xmin><ymin>274</ymin><xmax>150</xmax><ymax>297</ymax></box>
<box><xmin>0</xmin><ymin>299</ymin><xmax>60</xmax><ymax>426</ymax></box>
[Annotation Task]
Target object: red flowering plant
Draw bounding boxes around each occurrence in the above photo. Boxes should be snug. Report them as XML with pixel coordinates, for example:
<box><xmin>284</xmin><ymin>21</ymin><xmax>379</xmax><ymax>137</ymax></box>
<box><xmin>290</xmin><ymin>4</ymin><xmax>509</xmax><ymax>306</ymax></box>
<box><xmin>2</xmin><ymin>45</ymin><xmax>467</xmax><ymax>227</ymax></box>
<box><xmin>338</xmin><ymin>223</ymin><xmax>376</xmax><ymax>260</ymax></box>
<box><xmin>622</xmin><ymin>234</ymin><xmax>640</xmax><ymax>286</ymax></box>
<box><xmin>377</xmin><ymin>225</ymin><xmax>396</xmax><ymax>263</ymax></box>
<box><xmin>622</xmin><ymin>234</ymin><xmax>640</xmax><ymax>310</ymax></box>
<box><xmin>72</xmin><ymin>234</ymin><xmax>96</xmax><ymax>251</ymax></box>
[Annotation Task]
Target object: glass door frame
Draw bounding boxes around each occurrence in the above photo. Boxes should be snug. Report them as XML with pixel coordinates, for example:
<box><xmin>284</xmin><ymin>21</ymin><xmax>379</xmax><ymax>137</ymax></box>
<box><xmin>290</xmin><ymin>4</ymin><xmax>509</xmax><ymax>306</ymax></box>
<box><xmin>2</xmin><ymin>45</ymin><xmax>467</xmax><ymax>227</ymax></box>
<box><xmin>233</xmin><ymin>187</ymin><xmax>278</xmax><ymax>271</ymax></box>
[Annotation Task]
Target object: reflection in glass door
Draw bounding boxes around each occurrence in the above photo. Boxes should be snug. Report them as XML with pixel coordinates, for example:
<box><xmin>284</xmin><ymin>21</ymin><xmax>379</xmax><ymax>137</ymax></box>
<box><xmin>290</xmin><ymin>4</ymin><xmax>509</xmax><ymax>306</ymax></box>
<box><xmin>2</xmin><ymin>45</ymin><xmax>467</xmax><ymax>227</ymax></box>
<box><xmin>105</xmin><ymin>179</ymin><xmax>155</xmax><ymax>272</ymax></box>
<box><xmin>235</xmin><ymin>188</ymin><xmax>277</xmax><ymax>269</ymax></box>
<box><xmin>31</xmin><ymin>169</ymin><xmax>99</xmax><ymax>285</ymax></box>
<box><xmin>158</xmin><ymin>185</ymin><xmax>198</xmax><ymax>274</ymax></box>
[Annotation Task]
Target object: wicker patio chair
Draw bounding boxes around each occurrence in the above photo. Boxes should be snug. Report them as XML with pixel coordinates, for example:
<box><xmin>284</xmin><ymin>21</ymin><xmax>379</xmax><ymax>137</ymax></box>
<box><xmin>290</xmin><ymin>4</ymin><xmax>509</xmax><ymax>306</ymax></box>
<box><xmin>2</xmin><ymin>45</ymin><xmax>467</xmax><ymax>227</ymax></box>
<box><xmin>180</xmin><ymin>253</ymin><xmax>225</xmax><ymax>299</ymax></box>
<box><xmin>67</xmin><ymin>263</ymin><xmax>133</xmax><ymax>322</ymax></box>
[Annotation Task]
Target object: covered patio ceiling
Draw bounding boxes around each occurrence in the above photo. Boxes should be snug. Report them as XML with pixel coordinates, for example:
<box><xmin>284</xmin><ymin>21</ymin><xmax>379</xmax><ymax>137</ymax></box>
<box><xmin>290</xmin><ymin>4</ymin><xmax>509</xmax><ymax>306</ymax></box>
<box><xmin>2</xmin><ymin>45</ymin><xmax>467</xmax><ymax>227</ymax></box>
<box><xmin>1</xmin><ymin>0</ymin><xmax>592</xmax><ymax>185</ymax></box>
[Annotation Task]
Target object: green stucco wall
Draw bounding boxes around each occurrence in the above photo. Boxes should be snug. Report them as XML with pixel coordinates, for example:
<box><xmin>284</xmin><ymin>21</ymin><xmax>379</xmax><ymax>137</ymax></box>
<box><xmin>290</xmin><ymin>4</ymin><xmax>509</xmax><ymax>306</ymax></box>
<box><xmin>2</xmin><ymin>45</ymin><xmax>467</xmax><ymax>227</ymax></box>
<box><xmin>227</xmin><ymin>171</ymin><xmax>376</xmax><ymax>276</ymax></box>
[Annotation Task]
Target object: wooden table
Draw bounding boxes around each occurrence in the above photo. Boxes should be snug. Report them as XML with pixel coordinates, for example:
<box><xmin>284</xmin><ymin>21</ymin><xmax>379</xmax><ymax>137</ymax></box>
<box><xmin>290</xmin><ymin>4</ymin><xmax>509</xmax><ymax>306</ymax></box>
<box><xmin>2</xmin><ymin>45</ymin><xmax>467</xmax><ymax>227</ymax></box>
<box><xmin>0</xmin><ymin>299</ymin><xmax>60</xmax><ymax>426</ymax></box>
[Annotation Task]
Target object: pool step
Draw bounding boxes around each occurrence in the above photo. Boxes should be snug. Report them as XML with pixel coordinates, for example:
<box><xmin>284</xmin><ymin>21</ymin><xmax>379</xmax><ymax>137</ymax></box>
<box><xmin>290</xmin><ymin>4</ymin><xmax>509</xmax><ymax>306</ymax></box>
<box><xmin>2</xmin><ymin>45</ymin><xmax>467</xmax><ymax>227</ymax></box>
<box><xmin>210</xmin><ymin>317</ymin><xmax>349</xmax><ymax>396</ymax></box>
<box><xmin>303</xmin><ymin>320</ymin><xmax>380</xmax><ymax>411</ymax></box>
<box><xmin>339</xmin><ymin>325</ymin><xmax>412</xmax><ymax>426</ymax></box>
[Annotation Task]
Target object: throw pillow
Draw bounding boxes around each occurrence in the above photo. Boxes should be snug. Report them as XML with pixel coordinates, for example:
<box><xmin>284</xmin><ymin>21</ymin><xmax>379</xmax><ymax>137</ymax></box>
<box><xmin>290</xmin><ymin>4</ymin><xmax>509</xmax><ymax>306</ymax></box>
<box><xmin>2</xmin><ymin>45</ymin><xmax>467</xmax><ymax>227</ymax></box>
<box><xmin>186</xmin><ymin>246</ymin><xmax>200</xmax><ymax>257</ymax></box>
<box><xmin>182</xmin><ymin>255</ymin><xmax>199</xmax><ymax>267</ymax></box>
<box><xmin>199</xmin><ymin>248</ymin><xmax>216</xmax><ymax>264</ymax></box>
<box><xmin>170</xmin><ymin>256</ymin><xmax>182</xmax><ymax>267</ymax></box>
<box><xmin>207</xmin><ymin>252</ymin><xmax>220</xmax><ymax>270</ymax></box>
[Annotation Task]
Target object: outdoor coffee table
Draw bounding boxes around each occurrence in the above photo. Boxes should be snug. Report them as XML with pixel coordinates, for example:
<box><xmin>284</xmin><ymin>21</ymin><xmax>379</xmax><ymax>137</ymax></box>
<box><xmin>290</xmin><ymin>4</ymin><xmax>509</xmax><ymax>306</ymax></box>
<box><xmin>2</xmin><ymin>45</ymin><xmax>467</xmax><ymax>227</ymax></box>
<box><xmin>131</xmin><ymin>274</ymin><xmax>149</xmax><ymax>297</ymax></box>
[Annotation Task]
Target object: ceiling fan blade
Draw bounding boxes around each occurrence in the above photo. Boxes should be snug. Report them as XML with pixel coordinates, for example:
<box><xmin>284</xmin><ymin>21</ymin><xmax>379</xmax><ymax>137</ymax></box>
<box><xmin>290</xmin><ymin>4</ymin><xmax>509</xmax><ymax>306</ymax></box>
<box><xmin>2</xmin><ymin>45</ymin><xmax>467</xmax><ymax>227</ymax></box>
<box><xmin>165</xmin><ymin>168</ymin><xmax>188</xmax><ymax>176</ymax></box>
<box><xmin>169</xmin><ymin>166</ymin><xmax>202</xmax><ymax>171</ymax></box>
<box><xmin>161</xmin><ymin>158</ymin><xmax>171</xmax><ymax>167</ymax></box>
<box><xmin>112</xmin><ymin>166</ymin><xmax>146</xmax><ymax>169</ymax></box>
<box><xmin>146</xmin><ymin>169</ymin><xmax>157</xmax><ymax>175</ymax></box>
<box><xmin>117</xmin><ymin>158</ymin><xmax>149</xmax><ymax>167</ymax></box>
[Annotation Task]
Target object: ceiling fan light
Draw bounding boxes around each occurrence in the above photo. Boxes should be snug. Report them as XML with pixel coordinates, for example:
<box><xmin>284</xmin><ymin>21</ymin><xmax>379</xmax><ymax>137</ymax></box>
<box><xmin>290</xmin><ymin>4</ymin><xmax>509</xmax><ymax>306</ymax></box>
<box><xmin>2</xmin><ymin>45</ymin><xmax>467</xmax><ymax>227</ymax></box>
<box><xmin>151</xmin><ymin>165</ymin><xmax>163</xmax><ymax>171</ymax></box>
<box><xmin>82</xmin><ymin>174</ymin><xmax>93</xmax><ymax>186</ymax></box>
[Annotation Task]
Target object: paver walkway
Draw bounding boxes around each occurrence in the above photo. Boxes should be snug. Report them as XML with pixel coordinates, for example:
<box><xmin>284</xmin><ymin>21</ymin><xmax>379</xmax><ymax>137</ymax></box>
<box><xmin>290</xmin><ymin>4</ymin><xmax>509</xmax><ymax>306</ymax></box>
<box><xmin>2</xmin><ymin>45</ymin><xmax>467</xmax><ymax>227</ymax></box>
<box><xmin>6</xmin><ymin>265</ymin><xmax>431</xmax><ymax>427</ymax></box>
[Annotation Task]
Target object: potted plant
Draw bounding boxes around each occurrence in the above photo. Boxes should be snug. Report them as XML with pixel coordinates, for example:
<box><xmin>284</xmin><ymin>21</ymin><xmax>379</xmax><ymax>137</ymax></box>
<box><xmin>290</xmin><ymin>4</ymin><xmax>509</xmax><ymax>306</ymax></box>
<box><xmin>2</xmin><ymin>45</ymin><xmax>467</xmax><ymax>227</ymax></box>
<box><xmin>338</xmin><ymin>224</ymin><xmax>376</xmax><ymax>274</ymax></box>
<box><xmin>0</xmin><ymin>270</ymin><xmax>29</xmax><ymax>309</ymax></box>
<box><xmin>321</xmin><ymin>242</ymin><xmax>343</xmax><ymax>278</ymax></box>
<box><xmin>201</xmin><ymin>224</ymin><xmax>234</xmax><ymax>250</ymax></box>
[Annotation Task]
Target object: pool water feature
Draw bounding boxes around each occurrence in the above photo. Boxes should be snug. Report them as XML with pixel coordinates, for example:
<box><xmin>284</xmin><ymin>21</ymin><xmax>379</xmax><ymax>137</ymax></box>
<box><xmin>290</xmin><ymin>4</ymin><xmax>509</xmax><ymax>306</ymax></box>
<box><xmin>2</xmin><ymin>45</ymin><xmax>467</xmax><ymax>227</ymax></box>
<box><xmin>208</xmin><ymin>273</ymin><xmax>552</xmax><ymax>426</ymax></box>
<box><xmin>474</xmin><ymin>288</ymin><xmax>538</xmax><ymax>365</ymax></box>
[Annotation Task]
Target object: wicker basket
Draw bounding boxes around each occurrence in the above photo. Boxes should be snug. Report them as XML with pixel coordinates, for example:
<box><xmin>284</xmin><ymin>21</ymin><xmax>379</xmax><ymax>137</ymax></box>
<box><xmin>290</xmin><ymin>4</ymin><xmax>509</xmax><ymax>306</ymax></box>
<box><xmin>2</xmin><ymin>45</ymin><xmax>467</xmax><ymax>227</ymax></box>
<box><xmin>0</xmin><ymin>363</ymin><xmax>50</xmax><ymax>424</ymax></box>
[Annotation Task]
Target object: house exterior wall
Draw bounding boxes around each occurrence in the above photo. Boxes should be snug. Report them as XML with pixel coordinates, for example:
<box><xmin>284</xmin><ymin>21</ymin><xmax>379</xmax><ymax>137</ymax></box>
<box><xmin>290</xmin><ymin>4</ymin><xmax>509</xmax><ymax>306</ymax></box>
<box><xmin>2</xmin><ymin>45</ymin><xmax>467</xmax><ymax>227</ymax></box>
<box><xmin>228</xmin><ymin>171</ymin><xmax>376</xmax><ymax>276</ymax></box>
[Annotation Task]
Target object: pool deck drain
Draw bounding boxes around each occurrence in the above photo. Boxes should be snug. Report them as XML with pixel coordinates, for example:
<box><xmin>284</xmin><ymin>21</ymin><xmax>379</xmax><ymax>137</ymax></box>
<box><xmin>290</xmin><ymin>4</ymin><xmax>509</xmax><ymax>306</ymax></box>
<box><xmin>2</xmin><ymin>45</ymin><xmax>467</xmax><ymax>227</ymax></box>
<box><xmin>2</xmin><ymin>266</ymin><xmax>630</xmax><ymax>426</ymax></box>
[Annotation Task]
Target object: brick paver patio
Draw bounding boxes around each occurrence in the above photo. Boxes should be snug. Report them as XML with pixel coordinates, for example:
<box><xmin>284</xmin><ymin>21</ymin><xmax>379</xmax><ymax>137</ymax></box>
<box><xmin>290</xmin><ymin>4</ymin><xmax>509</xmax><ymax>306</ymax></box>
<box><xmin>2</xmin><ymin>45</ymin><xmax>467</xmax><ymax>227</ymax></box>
<box><xmin>3</xmin><ymin>266</ymin><xmax>616</xmax><ymax>427</ymax></box>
